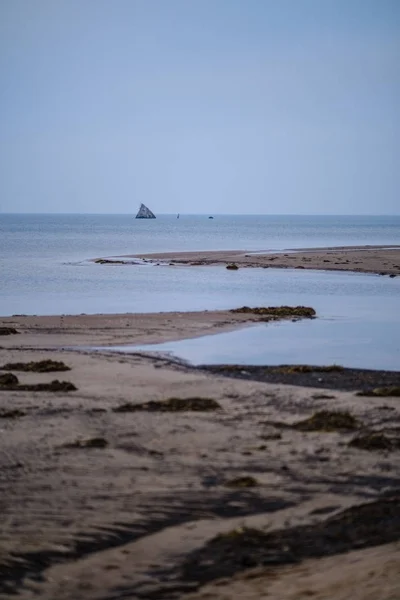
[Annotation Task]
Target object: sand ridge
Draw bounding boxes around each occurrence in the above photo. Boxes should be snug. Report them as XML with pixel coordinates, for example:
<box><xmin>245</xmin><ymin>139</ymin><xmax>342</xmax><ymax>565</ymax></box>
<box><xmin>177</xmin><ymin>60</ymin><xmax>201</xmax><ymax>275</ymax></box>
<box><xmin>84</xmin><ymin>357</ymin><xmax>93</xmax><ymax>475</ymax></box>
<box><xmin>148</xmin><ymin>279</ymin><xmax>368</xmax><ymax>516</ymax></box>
<box><xmin>125</xmin><ymin>245</ymin><xmax>400</xmax><ymax>276</ymax></box>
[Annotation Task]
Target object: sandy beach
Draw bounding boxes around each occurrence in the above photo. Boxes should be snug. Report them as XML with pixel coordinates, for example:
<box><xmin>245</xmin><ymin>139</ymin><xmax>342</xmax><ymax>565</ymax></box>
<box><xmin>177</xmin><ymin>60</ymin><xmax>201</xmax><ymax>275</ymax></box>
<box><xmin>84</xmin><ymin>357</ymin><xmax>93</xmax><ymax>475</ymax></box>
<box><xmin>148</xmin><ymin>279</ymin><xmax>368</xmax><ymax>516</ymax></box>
<box><xmin>0</xmin><ymin>300</ymin><xmax>399</xmax><ymax>600</ymax></box>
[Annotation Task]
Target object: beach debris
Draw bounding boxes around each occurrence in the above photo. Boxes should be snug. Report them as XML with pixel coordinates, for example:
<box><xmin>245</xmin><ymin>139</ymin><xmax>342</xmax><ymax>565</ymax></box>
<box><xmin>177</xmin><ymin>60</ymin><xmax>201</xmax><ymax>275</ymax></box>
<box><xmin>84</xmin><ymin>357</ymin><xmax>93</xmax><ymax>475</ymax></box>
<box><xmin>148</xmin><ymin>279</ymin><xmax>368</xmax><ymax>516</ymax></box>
<box><xmin>0</xmin><ymin>359</ymin><xmax>70</xmax><ymax>372</ymax></box>
<box><xmin>261</xmin><ymin>410</ymin><xmax>360</xmax><ymax>433</ymax></box>
<box><xmin>224</xmin><ymin>476</ymin><xmax>259</xmax><ymax>488</ymax></box>
<box><xmin>0</xmin><ymin>409</ymin><xmax>26</xmax><ymax>419</ymax></box>
<box><xmin>292</xmin><ymin>410</ymin><xmax>360</xmax><ymax>432</ymax></box>
<box><xmin>230</xmin><ymin>306</ymin><xmax>316</xmax><ymax>318</ymax></box>
<box><xmin>226</xmin><ymin>264</ymin><xmax>239</xmax><ymax>270</ymax></box>
<box><xmin>0</xmin><ymin>327</ymin><xmax>19</xmax><ymax>335</ymax></box>
<box><xmin>0</xmin><ymin>373</ymin><xmax>76</xmax><ymax>392</ymax></box>
<box><xmin>259</xmin><ymin>432</ymin><xmax>282</xmax><ymax>441</ymax></box>
<box><xmin>311</xmin><ymin>394</ymin><xmax>336</xmax><ymax>399</ymax></box>
<box><xmin>0</xmin><ymin>373</ymin><xmax>19</xmax><ymax>387</ymax></box>
<box><xmin>94</xmin><ymin>259</ymin><xmax>126</xmax><ymax>265</ymax></box>
<box><xmin>113</xmin><ymin>397</ymin><xmax>221</xmax><ymax>412</ymax></box>
<box><xmin>356</xmin><ymin>386</ymin><xmax>400</xmax><ymax>397</ymax></box>
<box><xmin>349</xmin><ymin>432</ymin><xmax>400</xmax><ymax>452</ymax></box>
<box><xmin>65</xmin><ymin>437</ymin><xmax>108</xmax><ymax>449</ymax></box>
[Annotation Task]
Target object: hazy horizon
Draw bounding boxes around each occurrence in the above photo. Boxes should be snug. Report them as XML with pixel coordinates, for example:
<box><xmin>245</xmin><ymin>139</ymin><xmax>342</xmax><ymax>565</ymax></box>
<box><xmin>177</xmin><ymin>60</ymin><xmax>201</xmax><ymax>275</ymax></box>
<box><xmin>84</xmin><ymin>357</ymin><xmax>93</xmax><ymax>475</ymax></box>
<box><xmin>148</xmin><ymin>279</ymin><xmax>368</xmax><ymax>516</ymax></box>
<box><xmin>1</xmin><ymin>1</ymin><xmax>399</xmax><ymax>215</ymax></box>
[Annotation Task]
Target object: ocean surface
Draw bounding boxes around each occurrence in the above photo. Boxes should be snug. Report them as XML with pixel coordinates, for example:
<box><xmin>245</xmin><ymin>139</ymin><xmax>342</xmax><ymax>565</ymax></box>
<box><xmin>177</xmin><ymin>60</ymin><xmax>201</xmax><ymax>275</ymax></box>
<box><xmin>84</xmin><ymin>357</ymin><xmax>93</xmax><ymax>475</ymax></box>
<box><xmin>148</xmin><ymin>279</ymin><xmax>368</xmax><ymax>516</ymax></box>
<box><xmin>1</xmin><ymin>213</ymin><xmax>399</xmax><ymax>370</ymax></box>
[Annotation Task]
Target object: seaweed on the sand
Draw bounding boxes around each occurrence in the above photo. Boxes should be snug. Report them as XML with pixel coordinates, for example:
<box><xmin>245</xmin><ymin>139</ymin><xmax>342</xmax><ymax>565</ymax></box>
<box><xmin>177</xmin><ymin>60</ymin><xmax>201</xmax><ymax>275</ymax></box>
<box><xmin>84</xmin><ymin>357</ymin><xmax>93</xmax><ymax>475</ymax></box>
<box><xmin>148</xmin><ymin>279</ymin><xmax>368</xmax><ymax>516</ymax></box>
<box><xmin>0</xmin><ymin>327</ymin><xmax>19</xmax><ymax>335</ymax></box>
<box><xmin>0</xmin><ymin>409</ymin><xmax>26</xmax><ymax>419</ymax></box>
<box><xmin>94</xmin><ymin>259</ymin><xmax>126</xmax><ymax>265</ymax></box>
<box><xmin>292</xmin><ymin>410</ymin><xmax>360</xmax><ymax>432</ymax></box>
<box><xmin>65</xmin><ymin>437</ymin><xmax>108</xmax><ymax>449</ymax></box>
<box><xmin>356</xmin><ymin>386</ymin><xmax>400</xmax><ymax>397</ymax></box>
<box><xmin>230</xmin><ymin>306</ymin><xmax>316</xmax><ymax>318</ymax></box>
<box><xmin>349</xmin><ymin>432</ymin><xmax>400</xmax><ymax>452</ymax></box>
<box><xmin>224</xmin><ymin>476</ymin><xmax>259</xmax><ymax>488</ymax></box>
<box><xmin>263</xmin><ymin>410</ymin><xmax>360</xmax><ymax>433</ymax></box>
<box><xmin>113</xmin><ymin>397</ymin><xmax>221</xmax><ymax>413</ymax></box>
<box><xmin>0</xmin><ymin>373</ymin><xmax>19</xmax><ymax>387</ymax></box>
<box><xmin>181</xmin><ymin>497</ymin><xmax>400</xmax><ymax>586</ymax></box>
<box><xmin>0</xmin><ymin>373</ymin><xmax>76</xmax><ymax>392</ymax></box>
<box><xmin>0</xmin><ymin>359</ymin><xmax>70</xmax><ymax>373</ymax></box>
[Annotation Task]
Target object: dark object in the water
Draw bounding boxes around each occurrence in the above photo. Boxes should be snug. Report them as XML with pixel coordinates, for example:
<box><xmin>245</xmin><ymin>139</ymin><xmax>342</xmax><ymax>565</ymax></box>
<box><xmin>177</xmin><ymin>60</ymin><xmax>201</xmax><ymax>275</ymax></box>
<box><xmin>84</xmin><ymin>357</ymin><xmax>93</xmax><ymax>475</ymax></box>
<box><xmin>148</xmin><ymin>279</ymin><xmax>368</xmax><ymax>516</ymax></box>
<box><xmin>226</xmin><ymin>264</ymin><xmax>239</xmax><ymax>270</ymax></box>
<box><xmin>0</xmin><ymin>327</ymin><xmax>19</xmax><ymax>336</ymax></box>
<box><xmin>0</xmin><ymin>360</ymin><xmax>70</xmax><ymax>373</ymax></box>
<box><xmin>136</xmin><ymin>203</ymin><xmax>156</xmax><ymax>219</ymax></box>
<box><xmin>230</xmin><ymin>306</ymin><xmax>316</xmax><ymax>318</ymax></box>
<box><xmin>349</xmin><ymin>432</ymin><xmax>400</xmax><ymax>452</ymax></box>
<box><xmin>113</xmin><ymin>397</ymin><xmax>221</xmax><ymax>413</ymax></box>
<box><xmin>292</xmin><ymin>410</ymin><xmax>360</xmax><ymax>432</ymax></box>
<box><xmin>224</xmin><ymin>476</ymin><xmax>259</xmax><ymax>488</ymax></box>
<box><xmin>356</xmin><ymin>386</ymin><xmax>400</xmax><ymax>397</ymax></box>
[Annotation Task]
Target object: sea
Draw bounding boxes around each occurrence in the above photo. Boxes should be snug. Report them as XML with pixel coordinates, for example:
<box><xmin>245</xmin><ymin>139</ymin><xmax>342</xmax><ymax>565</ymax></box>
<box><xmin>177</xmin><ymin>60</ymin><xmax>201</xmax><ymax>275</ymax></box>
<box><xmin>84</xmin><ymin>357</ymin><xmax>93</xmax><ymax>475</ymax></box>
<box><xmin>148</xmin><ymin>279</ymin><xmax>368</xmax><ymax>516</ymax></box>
<box><xmin>1</xmin><ymin>213</ymin><xmax>399</xmax><ymax>370</ymax></box>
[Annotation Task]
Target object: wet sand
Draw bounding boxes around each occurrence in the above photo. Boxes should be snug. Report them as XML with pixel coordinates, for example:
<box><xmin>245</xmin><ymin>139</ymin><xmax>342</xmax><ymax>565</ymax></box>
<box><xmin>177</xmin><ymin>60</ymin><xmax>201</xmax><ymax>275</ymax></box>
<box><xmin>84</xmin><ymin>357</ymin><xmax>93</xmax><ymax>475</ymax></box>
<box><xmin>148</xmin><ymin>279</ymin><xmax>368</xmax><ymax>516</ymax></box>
<box><xmin>125</xmin><ymin>245</ymin><xmax>400</xmax><ymax>276</ymax></box>
<box><xmin>0</xmin><ymin>309</ymin><xmax>399</xmax><ymax>599</ymax></box>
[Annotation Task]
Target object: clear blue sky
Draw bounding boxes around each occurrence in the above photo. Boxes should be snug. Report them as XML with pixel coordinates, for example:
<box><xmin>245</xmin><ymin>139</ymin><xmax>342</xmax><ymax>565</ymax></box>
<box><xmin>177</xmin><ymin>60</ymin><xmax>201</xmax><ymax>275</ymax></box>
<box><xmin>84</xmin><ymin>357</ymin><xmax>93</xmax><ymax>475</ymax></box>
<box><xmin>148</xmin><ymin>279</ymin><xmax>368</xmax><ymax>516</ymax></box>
<box><xmin>0</xmin><ymin>0</ymin><xmax>399</xmax><ymax>214</ymax></box>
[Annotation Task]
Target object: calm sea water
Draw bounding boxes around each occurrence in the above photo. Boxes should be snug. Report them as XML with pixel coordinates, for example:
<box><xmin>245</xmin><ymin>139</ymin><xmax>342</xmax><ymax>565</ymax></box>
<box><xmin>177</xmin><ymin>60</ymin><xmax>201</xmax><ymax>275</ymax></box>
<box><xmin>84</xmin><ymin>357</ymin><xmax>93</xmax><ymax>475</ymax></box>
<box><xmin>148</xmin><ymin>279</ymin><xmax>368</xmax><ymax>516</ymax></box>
<box><xmin>1</xmin><ymin>213</ymin><xmax>399</xmax><ymax>369</ymax></box>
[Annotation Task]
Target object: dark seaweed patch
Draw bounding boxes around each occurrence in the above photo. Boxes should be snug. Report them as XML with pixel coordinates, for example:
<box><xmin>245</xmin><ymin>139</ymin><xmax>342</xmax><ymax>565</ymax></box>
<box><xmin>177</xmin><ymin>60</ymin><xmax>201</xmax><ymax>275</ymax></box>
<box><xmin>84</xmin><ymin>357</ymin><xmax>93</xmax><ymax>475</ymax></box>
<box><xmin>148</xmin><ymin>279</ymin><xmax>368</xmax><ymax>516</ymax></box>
<box><xmin>0</xmin><ymin>327</ymin><xmax>19</xmax><ymax>335</ymax></box>
<box><xmin>0</xmin><ymin>374</ymin><xmax>76</xmax><ymax>392</ymax></box>
<box><xmin>293</xmin><ymin>410</ymin><xmax>360</xmax><ymax>432</ymax></box>
<box><xmin>113</xmin><ymin>397</ymin><xmax>221</xmax><ymax>413</ymax></box>
<box><xmin>181</xmin><ymin>498</ymin><xmax>400</xmax><ymax>588</ymax></box>
<box><xmin>230</xmin><ymin>306</ymin><xmax>316</xmax><ymax>318</ymax></box>
<box><xmin>1</xmin><ymin>360</ymin><xmax>70</xmax><ymax>373</ymax></box>
<box><xmin>356</xmin><ymin>387</ymin><xmax>400</xmax><ymax>397</ymax></box>
<box><xmin>65</xmin><ymin>437</ymin><xmax>108</xmax><ymax>449</ymax></box>
<box><xmin>349</xmin><ymin>432</ymin><xmax>400</xmax><ymax>452</ymax></box>
<box><xmin>224</xmin><ymin>476</ymin><xmax>259</xmax><ymax>488</ymax></box>
<box><xmin>0</xmin><ymin>409</ymin><xmax>26</xmax><ymax>419</ymax></box>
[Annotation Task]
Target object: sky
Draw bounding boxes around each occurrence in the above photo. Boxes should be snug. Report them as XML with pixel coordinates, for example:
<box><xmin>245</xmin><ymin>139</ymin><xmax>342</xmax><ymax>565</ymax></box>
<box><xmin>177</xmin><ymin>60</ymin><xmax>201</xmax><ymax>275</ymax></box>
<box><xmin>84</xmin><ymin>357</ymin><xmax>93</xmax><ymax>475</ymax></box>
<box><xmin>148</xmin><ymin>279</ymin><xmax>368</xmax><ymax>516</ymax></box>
<box><xmin>0</xmin><ymin>0</ymin><xmax>399</xmax><ymax>215</ymax></box>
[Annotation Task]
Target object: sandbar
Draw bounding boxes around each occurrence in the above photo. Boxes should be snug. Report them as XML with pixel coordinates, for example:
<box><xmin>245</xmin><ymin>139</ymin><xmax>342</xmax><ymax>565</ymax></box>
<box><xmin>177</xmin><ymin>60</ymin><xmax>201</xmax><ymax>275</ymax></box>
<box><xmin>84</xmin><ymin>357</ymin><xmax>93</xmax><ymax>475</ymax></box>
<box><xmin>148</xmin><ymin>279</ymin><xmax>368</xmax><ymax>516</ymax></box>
<box><xmin>125</xmin><ymin>245</ymin><xmax>400</xmax><ymax>275</ymax></box>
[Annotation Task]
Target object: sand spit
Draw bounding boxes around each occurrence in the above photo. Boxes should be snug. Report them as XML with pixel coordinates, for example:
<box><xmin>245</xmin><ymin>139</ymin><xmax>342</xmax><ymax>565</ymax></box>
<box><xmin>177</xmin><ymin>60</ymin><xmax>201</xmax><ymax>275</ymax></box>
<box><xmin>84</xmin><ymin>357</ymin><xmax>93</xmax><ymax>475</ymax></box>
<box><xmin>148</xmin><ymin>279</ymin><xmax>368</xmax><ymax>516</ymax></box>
<box><xmin>118</xmin><ymin>245</ymin><xmax>400</xmax><ymax>276</ymax></box>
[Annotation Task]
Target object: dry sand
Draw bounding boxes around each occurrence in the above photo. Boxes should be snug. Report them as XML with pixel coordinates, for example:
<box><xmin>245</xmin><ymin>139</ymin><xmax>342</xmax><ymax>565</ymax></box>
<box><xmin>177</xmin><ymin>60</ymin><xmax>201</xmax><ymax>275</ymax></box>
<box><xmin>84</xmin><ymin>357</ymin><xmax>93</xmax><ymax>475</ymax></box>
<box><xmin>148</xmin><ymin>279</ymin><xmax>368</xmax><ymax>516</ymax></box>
<box><xmin>125</xmin><ymin>245</ymin><xmax>400</xmax><ymax>276</ymax></box>
<box><xmin>0</xmin><ymin>307</ymin><xmax>399</xmax><ymax>599</ymax></box>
